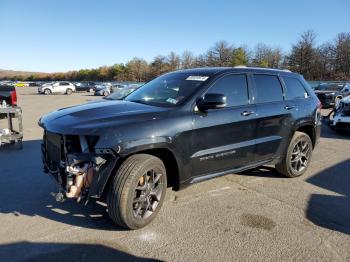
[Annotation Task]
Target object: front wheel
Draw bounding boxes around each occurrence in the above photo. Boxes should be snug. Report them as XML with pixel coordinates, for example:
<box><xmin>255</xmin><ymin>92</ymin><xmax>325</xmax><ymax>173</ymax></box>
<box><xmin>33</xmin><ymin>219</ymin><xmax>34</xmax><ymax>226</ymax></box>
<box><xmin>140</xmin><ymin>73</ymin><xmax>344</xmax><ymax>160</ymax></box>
<box><xmin>275</xmin><ymin>131</ymin><xmax>313</xmax><ymax>178</ymax></box>
<box><xmin>66</xmin><ymin>88</ymin><xmax>73</xmax><ymax>95</ymax></box>
<box><xmin>44</xmin><ymin>89</ymin><xmax>51</xmax><ymax>95</ymax></box>
<box><xmin>107</xmin><ymin>154</ymin><xmax>167</xmax><ymax>229</ymax></box>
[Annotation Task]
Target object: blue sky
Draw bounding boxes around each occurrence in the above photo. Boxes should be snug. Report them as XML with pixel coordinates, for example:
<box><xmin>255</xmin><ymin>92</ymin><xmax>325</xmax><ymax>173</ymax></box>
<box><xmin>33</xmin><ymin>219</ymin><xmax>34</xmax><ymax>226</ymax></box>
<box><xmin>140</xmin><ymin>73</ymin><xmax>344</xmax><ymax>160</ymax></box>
<box><xmin>0</xmin><ymin>0</ymin><xmax>349</xmax><ymax>72</ymax></box>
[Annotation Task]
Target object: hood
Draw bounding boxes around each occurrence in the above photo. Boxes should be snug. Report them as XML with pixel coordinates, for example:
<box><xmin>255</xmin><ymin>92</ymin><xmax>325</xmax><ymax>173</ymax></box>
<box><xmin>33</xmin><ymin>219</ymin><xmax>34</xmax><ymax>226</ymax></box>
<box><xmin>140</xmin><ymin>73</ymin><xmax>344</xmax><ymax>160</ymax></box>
<box><xmin>39</xmin><ymin>100</ymin><xmax>170</xmax><ymax>135</ymax></box>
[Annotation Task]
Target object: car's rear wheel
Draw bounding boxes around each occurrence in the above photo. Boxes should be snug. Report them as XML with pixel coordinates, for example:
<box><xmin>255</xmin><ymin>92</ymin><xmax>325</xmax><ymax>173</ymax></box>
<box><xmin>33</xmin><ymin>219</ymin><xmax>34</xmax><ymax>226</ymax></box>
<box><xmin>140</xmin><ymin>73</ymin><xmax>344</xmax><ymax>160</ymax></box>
<box><xmin>66</xmin><ymin>88</ymin><xmax>73</xmax><ymax>95</ymax></box>
<box><xmin>103</xmin><ymin>91</ymin><xmax>109</xmax><ymax>96</ymax></box>
<box><xmin>275</xmin><ymin>131</ymin><xmax>313</xmax><ymax>178</ymax></box>
<box><xmin>44</xmin><ymin>89</ymin><xmax>51</xmax><ymax>95</ymax></box>
<box><xmin>89</xmin><ymin>88</ymin><xmax>94</xmax><ymax>93</ymax></box>
<box><xmin>107</xmin><ymin>154</ymin><xmax>167</xmax><ymax>229</ymax></box>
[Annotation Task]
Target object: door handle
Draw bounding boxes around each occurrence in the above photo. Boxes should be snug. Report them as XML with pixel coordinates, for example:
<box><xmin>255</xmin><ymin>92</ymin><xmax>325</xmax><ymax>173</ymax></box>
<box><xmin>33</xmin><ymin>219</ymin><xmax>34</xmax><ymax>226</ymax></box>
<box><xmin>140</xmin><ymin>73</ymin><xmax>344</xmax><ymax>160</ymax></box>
<box><xmin>284</xmin><ymin>105</ymin><xmax>295</xmax><ymax>110</ymax></box>
<box><xmin>241</xmin><ymin>111</ymin><xmax>255</xmax><ymax>116</ymax></box>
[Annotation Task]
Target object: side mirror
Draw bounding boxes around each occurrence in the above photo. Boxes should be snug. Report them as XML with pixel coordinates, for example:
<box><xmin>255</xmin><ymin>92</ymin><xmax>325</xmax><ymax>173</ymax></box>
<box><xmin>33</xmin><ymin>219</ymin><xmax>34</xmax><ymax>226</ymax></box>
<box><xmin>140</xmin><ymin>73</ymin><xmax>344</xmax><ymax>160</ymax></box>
<box><xmin>197</xmin><ymin>93</ymin><xmax>227</xmax><ymax>111</ymax></box>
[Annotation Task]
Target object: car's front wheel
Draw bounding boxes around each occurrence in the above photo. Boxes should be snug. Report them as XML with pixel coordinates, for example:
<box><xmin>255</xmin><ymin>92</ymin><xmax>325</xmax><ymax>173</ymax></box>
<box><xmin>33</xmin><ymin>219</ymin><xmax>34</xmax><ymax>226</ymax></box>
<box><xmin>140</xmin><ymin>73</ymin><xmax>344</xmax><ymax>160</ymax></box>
<box><xmin>275</xmin><ymin>131</ymin><xmax>313</xmax><ymax>178</ymax></box>
<box><xmin>107</xmin><ymin>154</ymin><xmax>167</xmax><ymax>229</ymax></box>
<box><xmin>66</xmin><ymin>88</ymin><xmax>73</xmax><ymax>95</ymax></box>
<box><xmin>44</xmin><ymin>89</ymin><xmax>51</xmax><ymax>95</ymax></box>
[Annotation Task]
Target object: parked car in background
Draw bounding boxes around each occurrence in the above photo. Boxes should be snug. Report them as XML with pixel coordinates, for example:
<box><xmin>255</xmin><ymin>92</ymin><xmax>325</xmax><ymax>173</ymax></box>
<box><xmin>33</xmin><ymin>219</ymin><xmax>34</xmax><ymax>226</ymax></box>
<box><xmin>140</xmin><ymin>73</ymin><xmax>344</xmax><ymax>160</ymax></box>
<box><xmin>104</xmin><ymin>86</ymin><xmax>140</xmax><ymax>100</ymax></box>
<box><xmin>28</xmin><ymin>82</ymin><xmax>41</xmax><ymax>87</ymax></box>
<box><xmin>38</xmin><ymin>81</ymin><xmax>76</xmax><ymax>95</ymax></box>
<box><xmin>0</xmin><ymin>85</ymin><xmax>17</xmax><ymax>107</ymax></box>
<box><xmin>330</xmin><ymin>95</ymin><xmax>350</xmax><ymax>130</ymax></box>
<box><xmin>314</xmin><ymin>82</ymin><xmax>350</xmax><ymax>108</ymax></box>
<box><xmin>14</xmin><ymin>82</ymin><xmax>28</xmax><ymax>87</ymax></box>
<box><xmin>94</xmin><ymin>85</ymin><xmax>111</xmax><ymax>96</ymax></box>
<box><xmin>75</xmin><ymin>82</ymin><xmax>96</xmax><ymax>92</ymax></box>
<box><xmin>94</xmin><ymin>83</ymin><xmax>112</xmax><ymax>96</ymax></box>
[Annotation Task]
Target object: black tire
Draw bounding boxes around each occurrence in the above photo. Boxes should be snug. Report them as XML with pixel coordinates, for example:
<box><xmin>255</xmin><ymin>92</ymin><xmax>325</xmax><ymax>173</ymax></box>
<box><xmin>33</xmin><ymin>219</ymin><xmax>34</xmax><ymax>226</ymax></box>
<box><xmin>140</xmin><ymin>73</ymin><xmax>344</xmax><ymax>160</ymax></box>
<box><xmin>66</xmin><ymin>88</ymin><xmax>73</xmax><ymax>95</ymax></box>
<box><xmin>89</xmin><ymin>88</ymin><xmax>94</xmax><ymax>93</ymax></box>
<box><xmin>103</xmin><ymin>91</ymin><xmax>109</xmax><ymax>96</ymax></box>
<box><xmin>275</xmin><ymin>131</ymin><xmax>313</xmax><ymax>178</ymax></box>
<box><xmin>44</xmin><ymin>89</ymin><xmax>51</xmax><ymax>95</ymax></box>
<box><xmin>107</xmin><ymin>154</ymin><xmax>167</xmax><ymax>229</ymax></box>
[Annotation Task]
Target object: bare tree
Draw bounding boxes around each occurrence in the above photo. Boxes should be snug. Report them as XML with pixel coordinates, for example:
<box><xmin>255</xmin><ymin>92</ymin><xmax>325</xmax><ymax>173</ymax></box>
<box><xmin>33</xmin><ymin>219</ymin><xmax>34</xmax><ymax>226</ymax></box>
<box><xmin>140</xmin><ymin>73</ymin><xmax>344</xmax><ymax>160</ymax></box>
<box><xmin>207</xmin><ymin>41</ymin><xmax>233</xmax><ymax>66</ymax></box>
<box><xmin>287</xmin><ymin>30</ymin><xmax>318</xmax><ymax>79</ymax></box>
<box><xmin>167</xmin><ymin>52</ymin><xmax>181</xmax><ymax>71</ymax></box>
<box><xmin>334</xmin><ymin>32</ymin><xmax>350</xmax><ymax>77</ymax></box>
<box><xmin>181</xmin><ymin>50</ymin><xmax>195</xmax><ymax>69</ymax></box>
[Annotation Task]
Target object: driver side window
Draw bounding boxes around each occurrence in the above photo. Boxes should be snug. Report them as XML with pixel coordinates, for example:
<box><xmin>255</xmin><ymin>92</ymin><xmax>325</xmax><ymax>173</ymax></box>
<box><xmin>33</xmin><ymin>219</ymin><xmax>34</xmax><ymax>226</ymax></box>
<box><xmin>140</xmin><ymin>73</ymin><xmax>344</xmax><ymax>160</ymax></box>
<box><xmin>207</xmin><ymin>74</ymin><xmax>249</xmax><ymax>107</ymax></box>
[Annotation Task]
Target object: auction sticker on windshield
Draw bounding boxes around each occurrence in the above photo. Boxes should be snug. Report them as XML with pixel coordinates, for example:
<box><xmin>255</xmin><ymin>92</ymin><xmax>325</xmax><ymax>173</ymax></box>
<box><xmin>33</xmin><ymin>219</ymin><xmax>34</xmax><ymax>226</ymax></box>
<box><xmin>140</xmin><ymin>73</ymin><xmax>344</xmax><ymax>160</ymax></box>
<box><xmin>186</xmin><ymin>76</ymin><xmax>209</xmax><ymax>81</ymax></box>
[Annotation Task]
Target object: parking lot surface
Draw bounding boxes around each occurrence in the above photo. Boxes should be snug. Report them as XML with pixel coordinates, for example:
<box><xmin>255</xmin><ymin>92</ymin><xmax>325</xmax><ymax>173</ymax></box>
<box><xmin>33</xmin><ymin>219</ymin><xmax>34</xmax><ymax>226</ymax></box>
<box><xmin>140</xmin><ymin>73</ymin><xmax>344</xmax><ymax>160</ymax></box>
<box><xmin>0</xmin><ymin>87</ymin><xmax>349</xmax><ymax>261</ymax></box>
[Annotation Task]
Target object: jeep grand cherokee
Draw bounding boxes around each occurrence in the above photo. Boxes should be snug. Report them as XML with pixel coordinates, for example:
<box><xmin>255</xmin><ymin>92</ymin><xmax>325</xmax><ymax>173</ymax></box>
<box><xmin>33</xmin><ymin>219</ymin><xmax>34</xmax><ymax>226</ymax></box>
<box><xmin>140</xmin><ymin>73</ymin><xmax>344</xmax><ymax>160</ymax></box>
<box><xmin>39</xmin><ymin>67</ymin><xmax>321</xmax><ymax>229</ymax></box>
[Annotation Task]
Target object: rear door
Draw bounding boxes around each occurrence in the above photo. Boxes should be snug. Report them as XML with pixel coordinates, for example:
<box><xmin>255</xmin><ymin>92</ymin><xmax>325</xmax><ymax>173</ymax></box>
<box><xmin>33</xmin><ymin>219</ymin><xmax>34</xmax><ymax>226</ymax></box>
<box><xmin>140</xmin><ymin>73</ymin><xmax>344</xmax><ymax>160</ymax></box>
<box><xmin>191</xmin><ymin>74</ymin><xmax>258</xmax><ymax>177</ymax></box>
<box><xmin>59</xmin><ymin>82</ymin><xmax>69</xmax><ymax>93</ymax></box>
<box><xmin>251</xmin><ymin>74</ymin><xmax>298</xmax><ymax>162</ymax></box>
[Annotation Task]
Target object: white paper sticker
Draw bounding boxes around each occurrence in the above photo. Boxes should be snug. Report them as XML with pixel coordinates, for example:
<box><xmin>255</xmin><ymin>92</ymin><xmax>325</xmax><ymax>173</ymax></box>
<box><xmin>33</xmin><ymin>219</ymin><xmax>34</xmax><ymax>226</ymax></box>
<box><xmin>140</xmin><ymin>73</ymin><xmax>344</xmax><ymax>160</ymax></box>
<box><xmin>186</xmin><ymin>76</ymin><xmax>209</xmax><ymax>81</ymax></box>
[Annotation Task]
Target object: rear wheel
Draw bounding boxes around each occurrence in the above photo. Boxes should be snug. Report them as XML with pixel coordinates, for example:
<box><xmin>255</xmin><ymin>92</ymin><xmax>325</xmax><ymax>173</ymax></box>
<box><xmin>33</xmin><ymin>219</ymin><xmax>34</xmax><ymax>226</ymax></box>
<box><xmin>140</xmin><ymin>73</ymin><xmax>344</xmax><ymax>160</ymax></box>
<box><xmin>107</xmin><ymin>154</ymin><xmax>167</xmax><ymax>229</ymax></box>
<box><xmin>275</xmin><ymin>131</ymin><xmax>313</xmax><ymax>178</ymax></box>
<box><xmin>44</xmin><ymin>89</ymin><xmax>51</xmax><ymax>95</ymax></box>
<box><xmin>103</xmin><ymin>90</ymin><xmax>109</xmax><ymax>96</ymax></box>
<box><xmin>66</xmin><ymin>88</ymin><xmax>73</xmax><ymax>95</ymax></box>
<box><xmin>89</xmin><ymin>88</ymin><xmax>94</xmax><ymax>93</ymax></box>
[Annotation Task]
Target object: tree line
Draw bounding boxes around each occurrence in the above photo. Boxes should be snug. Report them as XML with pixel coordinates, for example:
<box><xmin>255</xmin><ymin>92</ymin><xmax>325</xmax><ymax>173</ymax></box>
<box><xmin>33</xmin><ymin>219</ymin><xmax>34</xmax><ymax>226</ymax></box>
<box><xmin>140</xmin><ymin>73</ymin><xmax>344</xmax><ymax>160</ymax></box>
<box><xmin>4</xmin><ymin>30</ymin><xmax>350</xmax><ymax>82</ymax></box>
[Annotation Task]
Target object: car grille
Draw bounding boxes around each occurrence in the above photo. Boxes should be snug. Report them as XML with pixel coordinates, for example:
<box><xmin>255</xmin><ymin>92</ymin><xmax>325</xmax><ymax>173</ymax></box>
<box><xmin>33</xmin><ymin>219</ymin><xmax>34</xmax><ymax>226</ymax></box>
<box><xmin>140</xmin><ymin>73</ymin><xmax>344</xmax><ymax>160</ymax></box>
<box><xmin>44</xmin><ymin>131</ymin><xmax>62</xmax><ymax>171</ymax></box>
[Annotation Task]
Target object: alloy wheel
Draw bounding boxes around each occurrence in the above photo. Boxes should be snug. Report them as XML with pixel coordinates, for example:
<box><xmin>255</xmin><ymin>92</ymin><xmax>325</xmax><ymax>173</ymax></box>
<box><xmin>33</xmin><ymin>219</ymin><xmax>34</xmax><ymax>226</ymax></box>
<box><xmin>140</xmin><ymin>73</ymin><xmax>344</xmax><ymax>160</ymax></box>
<box><xmin>290</xmin><ymin>139</ymin><xmax>311</xmax><ymax>173</ymax></box>
<box><xmin>132</xmin><ymin>170</ymin><xmax>164</xmax><ymax>219</ymax></box>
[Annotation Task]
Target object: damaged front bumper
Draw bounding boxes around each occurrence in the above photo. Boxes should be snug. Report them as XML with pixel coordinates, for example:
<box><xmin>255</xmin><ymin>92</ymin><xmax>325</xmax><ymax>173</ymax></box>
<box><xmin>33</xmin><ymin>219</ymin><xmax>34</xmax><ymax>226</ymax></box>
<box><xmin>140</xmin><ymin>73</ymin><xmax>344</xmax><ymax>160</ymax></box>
<box><xmin>41</xmin><ymin>131</ymin><xmax>118</xmax><ymax>203</ymax></box>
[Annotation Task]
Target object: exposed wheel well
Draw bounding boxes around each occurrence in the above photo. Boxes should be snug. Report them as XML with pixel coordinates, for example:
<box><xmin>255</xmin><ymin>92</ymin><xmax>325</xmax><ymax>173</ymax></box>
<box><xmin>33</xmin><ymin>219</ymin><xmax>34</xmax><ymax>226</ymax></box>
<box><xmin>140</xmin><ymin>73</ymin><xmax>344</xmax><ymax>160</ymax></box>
<box><xmin>134</xmin><ymin>148</ymin><xmax>180</xmax><ymax>191</ymax></box>
<box><xmin>296</xmin><ymin>125</ymin><xmax>316</xmax><ymax>147</ymax></box>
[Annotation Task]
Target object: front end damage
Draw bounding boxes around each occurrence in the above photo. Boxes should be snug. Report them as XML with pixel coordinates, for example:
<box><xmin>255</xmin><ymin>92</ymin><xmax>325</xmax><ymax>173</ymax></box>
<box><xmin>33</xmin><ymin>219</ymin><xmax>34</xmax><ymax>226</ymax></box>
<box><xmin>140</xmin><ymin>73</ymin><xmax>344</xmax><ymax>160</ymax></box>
<box><xmin>330</xmin><ymin>96</ymin><xmax>350</xmax><ymax>129</ymax></box>
<box><xmin>41</xmin><ymin>131</ymin><xmax>118</xmax><ymax>203</ymax></box>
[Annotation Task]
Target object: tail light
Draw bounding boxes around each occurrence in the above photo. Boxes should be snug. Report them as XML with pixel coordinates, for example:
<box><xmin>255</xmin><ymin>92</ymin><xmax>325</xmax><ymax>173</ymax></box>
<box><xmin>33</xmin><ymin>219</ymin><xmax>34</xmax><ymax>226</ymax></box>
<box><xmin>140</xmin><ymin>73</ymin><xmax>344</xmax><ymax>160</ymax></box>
<box><xmin>10</xmin><ymin>90</ymin><xmax>17</xmax><ymax>106</ymax></box>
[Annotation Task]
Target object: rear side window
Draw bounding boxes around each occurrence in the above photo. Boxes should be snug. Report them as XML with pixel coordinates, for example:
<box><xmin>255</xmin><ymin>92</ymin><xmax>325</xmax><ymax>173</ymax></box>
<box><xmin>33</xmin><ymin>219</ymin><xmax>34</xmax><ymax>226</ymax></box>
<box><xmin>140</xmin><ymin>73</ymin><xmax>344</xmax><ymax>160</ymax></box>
<box><xmin>283</xmin><ymin>76</ymin><xmax>308</xmax><ymax>100</ymax></box>
<box><xmin>208</xmin><ymin>74</ymin><xmax>249</xmax><ymax>107</ymax></box>
<box><xmin>253</xmin><ymin>74</ymin><xmax>283</xmax><ymax>103</ymax></box>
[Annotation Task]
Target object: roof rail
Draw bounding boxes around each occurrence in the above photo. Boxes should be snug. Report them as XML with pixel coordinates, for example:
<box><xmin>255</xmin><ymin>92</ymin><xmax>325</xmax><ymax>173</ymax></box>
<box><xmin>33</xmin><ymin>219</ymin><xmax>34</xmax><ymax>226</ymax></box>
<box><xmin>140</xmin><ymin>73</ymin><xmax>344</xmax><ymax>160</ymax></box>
<box><xmin>233</xmin><ymin>66</ymin><xmax>292</xmax><ymax>73</ymax></box>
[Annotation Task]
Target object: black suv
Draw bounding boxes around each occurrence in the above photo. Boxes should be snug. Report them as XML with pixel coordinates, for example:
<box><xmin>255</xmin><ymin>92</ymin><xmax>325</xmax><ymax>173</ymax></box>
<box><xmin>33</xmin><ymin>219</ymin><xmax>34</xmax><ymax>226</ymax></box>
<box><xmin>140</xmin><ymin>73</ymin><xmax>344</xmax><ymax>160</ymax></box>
<box><xmin>39</xmin><ymin>67</ymin><xmax>321</xmax><ymax>229</ymax></box>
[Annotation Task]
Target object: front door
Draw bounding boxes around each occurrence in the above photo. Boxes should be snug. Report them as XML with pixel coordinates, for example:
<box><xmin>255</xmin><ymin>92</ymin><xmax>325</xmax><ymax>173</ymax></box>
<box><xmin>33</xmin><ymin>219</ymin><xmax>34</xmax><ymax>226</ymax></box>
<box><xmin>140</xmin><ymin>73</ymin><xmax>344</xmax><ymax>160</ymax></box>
<box><xmin>191</xmin><ymin>74</ymin><xmax>258</xmax><ymax>177</ymax></box>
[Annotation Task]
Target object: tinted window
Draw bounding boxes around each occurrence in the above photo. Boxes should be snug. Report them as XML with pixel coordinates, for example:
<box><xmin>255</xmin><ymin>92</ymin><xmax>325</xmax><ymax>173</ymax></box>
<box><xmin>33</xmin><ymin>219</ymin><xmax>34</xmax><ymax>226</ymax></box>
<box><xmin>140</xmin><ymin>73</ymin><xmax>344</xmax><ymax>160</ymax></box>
<box><xmin>207</xmin><ymin>74</ymin><xmax>249</xmax><ymax>107</ymax></box>
<box><xmin>253</xmin><ymin>75</ymin><xmax>283</xmax><ymax>103</ymax></box>
<box><xmin>283</xmin><ymin>76</ymin><xmax>308</xmax><ymax>99</ymax></box>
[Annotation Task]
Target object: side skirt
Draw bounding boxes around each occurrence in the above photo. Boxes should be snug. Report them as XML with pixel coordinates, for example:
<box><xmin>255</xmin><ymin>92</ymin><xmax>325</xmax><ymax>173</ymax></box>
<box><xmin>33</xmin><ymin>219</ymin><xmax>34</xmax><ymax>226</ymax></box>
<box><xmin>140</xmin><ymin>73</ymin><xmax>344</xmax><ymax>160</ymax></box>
<box><xmin>189</xmin><ymin>159</ymin><xmax>273</xmax><ymax>184</ymax></box>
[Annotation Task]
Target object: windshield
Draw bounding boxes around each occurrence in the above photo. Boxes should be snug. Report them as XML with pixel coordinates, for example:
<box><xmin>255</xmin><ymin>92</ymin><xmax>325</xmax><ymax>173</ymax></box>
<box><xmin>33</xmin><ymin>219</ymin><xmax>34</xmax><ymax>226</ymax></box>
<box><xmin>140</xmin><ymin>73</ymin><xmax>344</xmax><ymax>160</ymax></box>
<box><xmin>125</xmin><ymin>73</ymin><xmax>209</xmax><ymax>107</ymax></box>
<box><xmin>105</xmin><ymin>88</ymin><xmax>136</xmax><ymax>100</ymax></box>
